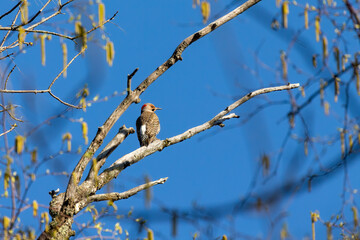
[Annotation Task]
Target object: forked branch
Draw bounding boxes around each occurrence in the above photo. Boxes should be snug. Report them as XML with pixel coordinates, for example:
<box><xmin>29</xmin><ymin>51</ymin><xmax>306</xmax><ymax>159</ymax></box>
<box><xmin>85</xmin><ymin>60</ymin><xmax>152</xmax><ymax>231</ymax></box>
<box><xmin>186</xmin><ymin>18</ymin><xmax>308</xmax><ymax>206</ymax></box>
<box><xmin>74</xmin><ymin>177</ymin><xmax>167</xmax><ymax>214</ymax></box>
<box><xmin>76</xmin><ymin>83</ymin><xmax>300</xmax><ymax>197</ymax></box>
<box><xmin>65</xmin><ymin>0</ymin><xmax>263</xmax><ymax>204</ymax></box>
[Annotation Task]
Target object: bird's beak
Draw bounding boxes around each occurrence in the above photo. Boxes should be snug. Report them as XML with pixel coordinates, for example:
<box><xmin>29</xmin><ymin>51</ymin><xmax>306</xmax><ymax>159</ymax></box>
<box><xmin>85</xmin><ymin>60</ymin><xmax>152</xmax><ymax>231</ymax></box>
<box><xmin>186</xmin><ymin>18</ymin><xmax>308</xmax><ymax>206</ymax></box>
<box><xmin>155</xmin><ymin>107</ymin><xmax>162</xmax><ymax>111</ymax></box>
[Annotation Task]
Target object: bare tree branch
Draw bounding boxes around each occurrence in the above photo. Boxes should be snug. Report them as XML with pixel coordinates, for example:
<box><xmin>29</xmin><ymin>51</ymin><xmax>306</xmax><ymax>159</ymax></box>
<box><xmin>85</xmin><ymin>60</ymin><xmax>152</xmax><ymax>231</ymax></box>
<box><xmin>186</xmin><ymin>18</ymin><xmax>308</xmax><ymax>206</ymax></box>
<box><xmin>0</xmin><ymin>9</ymin><xmax>20</xmax><ymax>50</ymax></box>
<box><xmin>48</xmin><ymin>91</ymin><xmax>80</xmax><ymax>109</ymax></box>
<box><xmin>0</xmin><ymin>123</ymin><xmax>17</xmax><ymax>137</ymax></box>
<box><xmin>91</xmin><ymin>84</ymin><xmax>299</xmax><ymax>191</ymax></box>
<box><xmin>86</xmin><ymin>125</ymin><xmax>135</xmax><ymax>181</ymax></box>
<box><xmin>75</xmin><ymin>177</ymin><xmax>168</xmax><ymax>214</ymax></box>
<box><xmin>0</xmin><ymin>1</ymin><xmax>21</xmax><ymax>20</ymax></box>
<box><xmin>48</xmin><ymin>47</ymin><xmax>86</xmax><ymax>89</ymax></box>
<box><xmin>63</xmin><ymin>83</ymin><xmax>299</xmax><ymax>210</ymax></box>
<box><xmin>64</xmin><ymin>0</ymin><xmax>263</xmax><ymax>207</ymax></box>
<box><xmin>127</xmin><ymin>68</ymin><xmax>139</xmax><ymax>96</ymax></box>
<box><xmin>13</xmin><ymin>0</ymin><xmax>52</xmax><ymax>30</ymax></box>
<box><xmin>0</xmin><ymin>89</ymin><xmax>50</xmax><ymax>93</ymax></box>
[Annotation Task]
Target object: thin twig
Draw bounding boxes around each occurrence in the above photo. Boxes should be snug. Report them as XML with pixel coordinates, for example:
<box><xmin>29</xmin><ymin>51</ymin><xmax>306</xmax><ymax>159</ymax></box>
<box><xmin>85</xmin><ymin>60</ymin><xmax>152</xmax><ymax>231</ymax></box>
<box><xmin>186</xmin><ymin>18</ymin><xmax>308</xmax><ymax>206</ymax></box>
<box><xmin>0</xmin><ymin>9</ymin><xmax>20</xmax><ymax>49</ymax></box>
<box><xmin>73</xmin><ymin>11</ymin><xmax>119</xmax><ymax>40</ymax></box>
<box><xmin>13</xmin><ymin>0</ymin><xmax>52</xmax><ymax>30</ymax></box>
<box><xmin>0</xmin><ymin>1</ymin><xmax>21</xmax><ymax>20</ymax></box>
<box><xmin>48</xmin><ymin>91</ymin><xmax>80</xmax><ymax>109</ymax></box>
<box><xmin>127</xmin><ymin>68</ymin><xmax>139</xmax><ymax>95</ymax></box>
<box><xmin>0</xmin><ymin>124</ymin><xmax>17</xmax><ymax>137</ymax></box>
<box><xmin>0</xmin><ymin>53</ymin><xmax>14</xmax><ymax>60</ymax></box>
<box><xmin>0</xmin><ymin>104</ymin><xmax>23</xmax><ymax>122</ymax></box>
<box><xmin>4</xmin><ymin>65</ymin><xmax>16</xmax><ymax>89</ymax></box>
<box><xmin>48</xmin><ymin>47</ymin><xmax>86</xmax><ymax>89</ymax></box>
<box><xmin>0</xmin><ymin>89</ymin><xmax>50</xmax><ymax>93</ymax></box>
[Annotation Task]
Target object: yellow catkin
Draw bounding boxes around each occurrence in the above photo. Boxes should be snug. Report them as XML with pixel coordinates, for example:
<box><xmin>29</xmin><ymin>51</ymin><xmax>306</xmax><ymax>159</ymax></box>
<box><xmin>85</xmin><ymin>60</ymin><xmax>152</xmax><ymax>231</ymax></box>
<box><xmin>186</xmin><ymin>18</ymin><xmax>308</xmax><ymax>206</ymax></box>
<box><xmin>304</xmin><ymin>4</ymin><xmax>309</xmax><ymax>29</ymax></box>
<box><xmin>41</xmin><ymin>212</ymin><xmax>49</xmax><ymax>231</ymax></box>
<box><xmin>115</xmin><ymin>223</ymin><xmax>122</xmax><ymax>234</ymax></box>
<box><xmin>280</xmin><ymin>223</ymin><xmax>288</xmax><ymax>240</ymax></box>
<box><xmin>282</xmin><ymin>1</ymin><xmax>289</xmax><ymax>28</ymax></box>
<box><xmin>311</xmin><ymin>212</ymin><xmax>319</xmax><ymax>240</ymax></box>
<box><xmin>312</xmin><ymin>54</ymin><xmax>317</xmax><ymax>68</ymax></box>
<box><xmin>18</xmin><ymin>27</ymin><xmax>26</xmax><ymax>50</ymax></box>
<box><xmin>20</xmin><ymin>0</ymin><xmax>28</xmax><ymax>24</ymax></box>
<box><xmin>3</xmin><ymin>216</ymin><xmax>10</xmax><ymax>229</ymax></box>
<box><xmin>98</xmin><ymin>3</ymin><xmax>105</xmax><ymax>26</ymax></box>
<box><xmin>349</xmin><ymin>134</ymin><xmax>353</xmax><ymax>152</ymax></box>
<box><xmin>300</xmin><ymin>86</ymin><xmax>305</xmax><ymax>97</ymax></box>
<box><xmin>340</xmin><ymin>130</ymin><xmax>345</xmax><ymax>158</ymax></box>
<box><xmin>82</xmin><ymin>122</ymin><xmax>88</xmax><ymax>145</ymax></box>
<box><xmin>342</xmin><ymin>55</ymin><xmax>348</xmax><ymax>71</ymax></box>
<box><xmin>31</xmin><ymin>149</ymin><xmax>37</xmax><ymax>163</ymax></box>
<box><xmin>105</xmin><ymin>41</ymin><xmax>115</xmax><ymax>66</ymax></box>
<box><xmin>15</xmin><ymin>135</ymin><xmax>25</xmax><ymax>155</ymax></box>
<box><xmin>62</xmin><ymin>43</ymin><xmax>68</xmax><ymax>78</ymax></box>
<box><xmin>322</xmin><ymin>36</ymin><xmax>328</xmax><ymax>62</ymax></box>
<box><xmin>352</xmin><ymin>206</ymin><xmax>359</xmax><ymax>228</ymax></box>
<box><xmin>315</xmin><ymin>16</ymin><xmax>320</xmax><ymax>42</ymax></box>
<box><xmin>324</xmin><ymin>101</ymin><xmax>330</xmax><ymax>115</ymax></box>
<box><xmin>147</xmin><ymin>229</ymin><xmax>154</xmax><ymax>240</ymax></box>
<box><xmin>40</xmin><ymin>34</ymin><xmax>46</xmax><ymax>66</ymax></box>
<box><xmin>326</xmin><ymin>222</ymin><xmax>333</xmax><ymax>240</ymax></box>
<box><xmin>62</xmin><ymin>133</ymin><xmax>72</xmax><ymax>152</ymax></box>
<box><xmin>281</xmin><ymin>51</ymin><xmax>287</xmax><ymax>80</ymax></box>
<box><xmin>201</xmin><ymin>1</ymin><xmax>211</xmax><ymax>24</ymax></box>
<box><xmin>320</xmin><ymin>79</ymin><xmax>324</xmax><ymax>102</ymax></box>
<box><xmin>33</xmin><ymin>200</ymin><xmax>38</xmax><ymax>217</ymax></box>
<box><xmin>75</xmin><ymin>21</ymin><xmax>87</xmax><ymax>50</ymax></box>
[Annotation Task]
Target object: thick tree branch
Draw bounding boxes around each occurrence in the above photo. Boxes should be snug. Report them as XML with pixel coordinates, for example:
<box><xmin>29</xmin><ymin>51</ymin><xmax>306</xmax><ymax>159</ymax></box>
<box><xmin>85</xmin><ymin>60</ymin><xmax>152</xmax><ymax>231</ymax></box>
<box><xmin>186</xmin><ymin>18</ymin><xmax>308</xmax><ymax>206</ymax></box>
<box><xmin>64</xmin><ymin>0</ymin><xmax>263</xmax><ymax>207</ymax></box>
<box><xmin>86</xmin><ymin>125</ymin><xmax>135</xmax><ymax>181</ymax></box>
<box><xmin>77</xmin><ymin>84</ymin><xmax>300</xmax><ymax>196</ymax></box>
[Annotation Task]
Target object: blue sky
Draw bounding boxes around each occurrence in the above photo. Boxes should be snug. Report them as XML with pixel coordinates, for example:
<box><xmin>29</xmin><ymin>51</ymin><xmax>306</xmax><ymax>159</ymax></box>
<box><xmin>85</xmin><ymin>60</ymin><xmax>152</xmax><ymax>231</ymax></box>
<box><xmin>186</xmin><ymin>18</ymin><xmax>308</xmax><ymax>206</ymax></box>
<box><xmin>1</xmin><ymin>0</ymin><xmax>360</xmax><ymax>239</ymax></box>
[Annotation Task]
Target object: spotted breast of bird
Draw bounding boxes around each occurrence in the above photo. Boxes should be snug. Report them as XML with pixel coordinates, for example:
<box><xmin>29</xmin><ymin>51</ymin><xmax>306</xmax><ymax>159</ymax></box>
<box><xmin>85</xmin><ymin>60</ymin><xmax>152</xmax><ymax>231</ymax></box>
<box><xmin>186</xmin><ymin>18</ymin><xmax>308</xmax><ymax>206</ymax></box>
<box><xmin>136</xmin><ymin>103</ymin><xmax>162</xmax><ymax>147</ymax></box>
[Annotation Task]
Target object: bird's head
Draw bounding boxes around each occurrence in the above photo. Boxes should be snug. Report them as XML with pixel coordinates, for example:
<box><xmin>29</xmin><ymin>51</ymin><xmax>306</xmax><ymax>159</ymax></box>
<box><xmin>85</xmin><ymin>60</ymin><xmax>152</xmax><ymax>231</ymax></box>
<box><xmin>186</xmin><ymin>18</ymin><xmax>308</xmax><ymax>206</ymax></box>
<box><xmin>141</xmin><ymin>103</ymin><xmax>162</xmax><ymax>113</ymax></box>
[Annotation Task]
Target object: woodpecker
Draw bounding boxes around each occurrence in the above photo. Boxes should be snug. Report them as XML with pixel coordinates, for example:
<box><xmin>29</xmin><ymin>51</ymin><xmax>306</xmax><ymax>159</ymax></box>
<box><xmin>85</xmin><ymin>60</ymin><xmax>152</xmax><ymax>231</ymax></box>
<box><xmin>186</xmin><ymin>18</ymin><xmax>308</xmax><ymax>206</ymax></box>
<box><xmin>136</xmin><ymin>103</ymin><xmax>161</xmax><ymax>147</ymax></box>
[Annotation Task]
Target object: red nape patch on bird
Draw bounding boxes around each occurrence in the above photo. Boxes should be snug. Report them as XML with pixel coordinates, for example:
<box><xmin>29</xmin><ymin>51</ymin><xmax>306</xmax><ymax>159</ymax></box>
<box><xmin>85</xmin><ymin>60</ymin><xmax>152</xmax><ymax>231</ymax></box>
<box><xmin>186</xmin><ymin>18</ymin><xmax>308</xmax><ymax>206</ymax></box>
<box><xmin>141</xmin><ymin>104</ymin><xmax>147</xmax><ymax>111</ymax></box>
